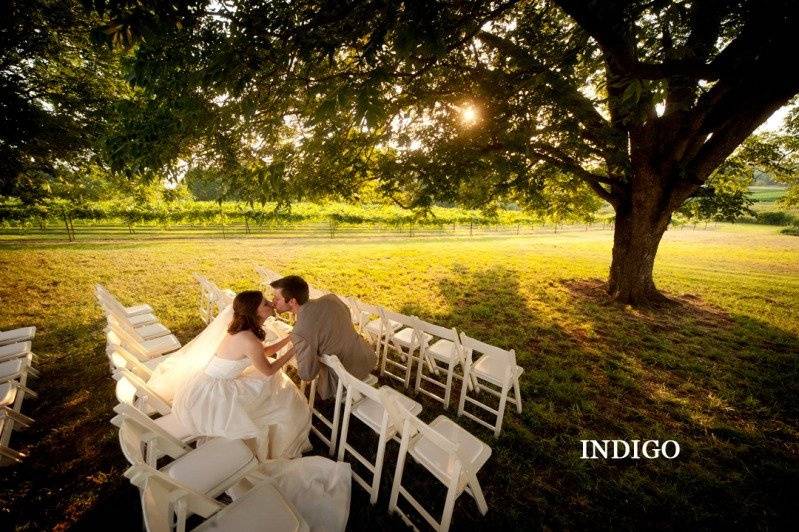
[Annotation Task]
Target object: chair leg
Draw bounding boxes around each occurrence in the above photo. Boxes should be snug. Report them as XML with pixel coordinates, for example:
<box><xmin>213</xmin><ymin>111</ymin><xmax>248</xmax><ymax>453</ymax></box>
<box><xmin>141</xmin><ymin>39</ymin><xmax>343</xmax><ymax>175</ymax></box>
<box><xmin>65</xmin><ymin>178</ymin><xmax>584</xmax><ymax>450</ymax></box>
<box><xmin>457</xmin><ymin>370</ymin><xmax>469</xmax><ymax>418</ymax></box>
<box><xmin>414</xmin><ymin>352</ymin><xmax>425</xmax><ymax>393</ymax></box>
<box><xmin>494</xmin><ymin>383</ymin><xmax>510</xmax><ymax>438</ymax></box>
<box><xmin>370</xmin><ymin>428</ymin><xmax>389</xmax><ymax>504</ymax></box>
<box><xmin>467</xmin><ymin>471</ymin><xmax>489</xmax><ymax>515</ymax></box>
<box><xmin>440</xmin><ymin>476</ymin><xmax>460</xmax><ymax>532</ymax></box>
<box><xmin>328</xmin><ymin>379</ymin><xmax>344</xmax><ymax>456</ymax></box>
<box><xmin>443</xmin><ymin>363</ymin><xmax>455</xmax><ymax>409</ymax></box>
<box><xmin>389</xmin><ymin>427</ymin><xmax>410</xmax><ymax>514</ymax></box>
<box><xmin>513</xmin><ymin>376</ymin><xmax>523</xmax><ymax>414</ymax></box>
<box><xmin>336</xmin><ymin>396</ymin><xmax>353</xmax><ymax>463</ymax></box>
<box><xmin>403</xmin><ymin>348</ymin><xmax>415</xmax><ymax>389</ymax></box>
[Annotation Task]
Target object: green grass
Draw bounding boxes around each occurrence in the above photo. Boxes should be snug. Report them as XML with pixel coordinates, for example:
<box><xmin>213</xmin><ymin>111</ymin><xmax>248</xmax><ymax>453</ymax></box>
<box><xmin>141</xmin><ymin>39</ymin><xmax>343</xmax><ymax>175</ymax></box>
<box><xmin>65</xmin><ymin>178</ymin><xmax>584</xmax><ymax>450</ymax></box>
<box><xmin>748</xmin><ymin>186</ymin><xmax>787</xmax><ymax>203</ymax></box>
<box><xmin>0</xmin><ymin>225</ymin><xmax>797</xmax><ymax>530</ymax></box>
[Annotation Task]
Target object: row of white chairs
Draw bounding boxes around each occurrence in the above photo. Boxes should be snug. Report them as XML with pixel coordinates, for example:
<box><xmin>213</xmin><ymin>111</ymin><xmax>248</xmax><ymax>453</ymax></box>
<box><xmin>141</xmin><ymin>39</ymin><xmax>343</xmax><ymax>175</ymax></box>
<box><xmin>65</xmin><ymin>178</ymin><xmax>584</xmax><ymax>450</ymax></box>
<box><xmin>95</xmin><ymin>285</ymin><xmax>182</xmax><ymax>366</ymax></box>
<box><xmin>307</xmin><ymin>355</ymin><xmax>491</xmax><ymax>531</ymax></box>
<box><xmin>1</xmin><ymin>327</ymin><xmax>38</xmax><ymax>465</ymax></box>
<box><xmin>342</xmin><ymin>297</ymin><xmax>523</xmax><ymax>438</ymax></box>
<box><xmin>113</xmin><ymin>397</ymin><xmax>311</xmax><ymax>531</ymax></box>
<box><xmin>192</xmin><ymin>274</ymin><xmax>235</xmax><ymax>324</ymax></box>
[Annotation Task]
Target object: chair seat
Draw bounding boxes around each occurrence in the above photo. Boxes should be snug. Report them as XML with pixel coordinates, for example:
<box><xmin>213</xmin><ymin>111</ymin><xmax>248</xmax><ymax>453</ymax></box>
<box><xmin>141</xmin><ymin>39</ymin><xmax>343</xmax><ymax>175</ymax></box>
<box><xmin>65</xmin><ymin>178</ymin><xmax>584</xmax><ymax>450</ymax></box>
<box><xmin>140</xmin><ymin>335</ymin><xmax>181</xmax><ymax>358</ymax></box>
<box><xmin>134</xmin><ymin>322</ymin><xmax>171</xmax><ymax>340</ymax></box>
<box><xmin>153</xmin><ymin>412</ymin><xmax>194</xmax><ymax>441</ymax></box>
<box><xmin>125</xmin><ymin>304</ymin><xmax>153</xmax><ymax>317</ymax></box>
<box><xmin>352</xmin><ymin>386</ymin><xmax>422</xmax><ymax>434</ymax></box>
<box><xmin>0</xmin><ymin>327</ymin><xmax>35</xmax><ymax>346</ymax></box>
<box><xmin>427</xmin><ymin>339</ymin><xmax>459</xmax><ymax>363</ymax></box>
<box><xmin>161</xmin><ymin>437</ymin><xmax>255</xmax><ymax>495</ymax></box>
<box><xmin>143</xmin><ymin>355</ymin><xmax>167</xmax><ymax>371</ymax></box>
<box><xmin>127</xmin><ymin>313</ymin><xmax>159</xmax><ymax>327</ymax></box>
<box><xmin>0</xmin><ymin>383</ymin><xmax>17</xmax><ymax>407</ymax></box>
<box><xmin>348</xmin><ymin>373</ymin><xmax>379</xmax><ymax>403</ymax></box>
<box><xmin>409</xmin><ymin>415</ymin><xmax>492</xmax><ymax>486</ymax></box>
<box><xmin>471</xmin><ymin>354</ymin><xmax>524</xmax><ymax>386</ymax></box>
<box><xmin>0</xmin><ymin>341</ymin><xmax>31</xmax><ymax>362</ymax></box>
<box><xmin>365</xmin><ymin>318</ymin><xmax>401</xmax><ymax>336</ymax></box>
<box><xmin>193</xmin><ymin>481</ymin><xmax>306</xmax><ymax>532</ymax></box>
<box><xmin>0</xmin><ymin>353</ymin><xmax>33</xmax><ymax>379</ymax></box>
<box><xmin>391</xmin><ymin>328</ymin><xmax>432</xmax><ymax>349</ymax></box>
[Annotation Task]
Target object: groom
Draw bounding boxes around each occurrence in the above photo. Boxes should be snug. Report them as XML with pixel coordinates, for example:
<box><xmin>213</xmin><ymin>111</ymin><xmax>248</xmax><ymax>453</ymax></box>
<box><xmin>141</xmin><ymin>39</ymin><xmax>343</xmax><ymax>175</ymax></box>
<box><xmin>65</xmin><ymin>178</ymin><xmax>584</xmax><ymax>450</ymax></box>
<box><xmin>270</xmin><ymin>275</ymin><xmax>377</xmax><ymax>400</ymax></box>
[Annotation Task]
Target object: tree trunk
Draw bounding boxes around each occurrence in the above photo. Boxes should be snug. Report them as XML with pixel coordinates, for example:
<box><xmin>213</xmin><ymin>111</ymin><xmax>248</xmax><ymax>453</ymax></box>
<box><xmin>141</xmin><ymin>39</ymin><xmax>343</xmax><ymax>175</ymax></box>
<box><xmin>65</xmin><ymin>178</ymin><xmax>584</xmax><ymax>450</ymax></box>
<box><xmin>607</xmin><ymin>194</ymin><xmax>673</xmax><ymax>305</ymax></box>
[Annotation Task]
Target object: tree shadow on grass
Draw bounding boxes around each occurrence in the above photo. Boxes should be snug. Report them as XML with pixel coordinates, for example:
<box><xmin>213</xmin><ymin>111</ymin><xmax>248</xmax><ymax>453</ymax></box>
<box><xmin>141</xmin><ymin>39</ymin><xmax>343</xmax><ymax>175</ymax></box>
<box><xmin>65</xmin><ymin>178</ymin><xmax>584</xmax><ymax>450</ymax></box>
<box><xmin>388</xmin><ymin>266</ymin><xmax>798</xmax><ymax>530</ymax></box>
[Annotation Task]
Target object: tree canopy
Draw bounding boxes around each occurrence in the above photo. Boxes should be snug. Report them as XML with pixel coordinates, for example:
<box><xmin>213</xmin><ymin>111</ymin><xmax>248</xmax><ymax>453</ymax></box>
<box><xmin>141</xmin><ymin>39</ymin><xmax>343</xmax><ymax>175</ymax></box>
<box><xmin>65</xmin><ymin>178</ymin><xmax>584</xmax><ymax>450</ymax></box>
<box><xmin>0</xmin><ymin>0</ymin><xmax>131</xmax><ymax>202</ymax></box>
<box><xmin>10</xmin><ymin>0</ymin><xmax>798</xmax><ymax>303</ymax></box>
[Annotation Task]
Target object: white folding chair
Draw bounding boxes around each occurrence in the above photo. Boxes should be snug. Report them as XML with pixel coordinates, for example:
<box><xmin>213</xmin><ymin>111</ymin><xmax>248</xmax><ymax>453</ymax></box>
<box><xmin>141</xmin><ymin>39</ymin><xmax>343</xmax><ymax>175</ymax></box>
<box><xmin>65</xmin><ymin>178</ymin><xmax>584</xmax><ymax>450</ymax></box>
<box><xmin>0</xmin><ymin>326</ymin><xmax>35</xmax><ymax>347</ymax></box>
<box><xmin>113</xmin><ymin>368</ymin><xmax>173</xmax><ymax>417</ymax></box>
<box><xmin>0</xmin><ymin>353</ymin><xmax>39</xmax><ymax>382</ymax></box>
<box><xmin>193</xmin><ymin>274</ymin><xmax>219</xmax><ymax>324</ymax></box>
<box><xmin>0</xmin><ymin>343</ymin><xmax>38</xmax><ymax>377</ymax></box>
<box><xmin>379</xmin><ymin>310</ymin><xmax>432</xmax><ymax>389</ymax></box>
<box><xmin>107</xmin><ymin>341</ymin><xmax>167</xmax><ymax>381</ymax></box>
<box><xmin>116</xmin><ymin>417</ymin><xmax>260</xmax><ymax>500</ymax></box>
<box><xmin>458</xmin><ymin>333</ymin><xmax>523</xmax><ymax>438</ymax></box>
<box><xmin>0</xmin><ymin>373</ymin><xmax>37</xmax><ymax>466</ymax></box>
<box><xmin>351</xmin><ymin>299</ymin><xmax>401</xmax><ymax>362</ymax></box>
<box><xmin>106</xmin><ymin>323</ymin><xmax>181</xmax><ymax>360</ymax></box>
<box><xmin>95</xmin><ymin>284</ymin><xmax>154</xmax><ymax>317</ymax></box>
<box><xmin>95</xmin><ymin>286</ymin><xmax>160</xmax><ymax>327</ymax></box>
<box><xmin>0</xmin><ymin>342</ymin><xmax>38</xmax><ymax>364</ymax></box>
<box><xmin>1</xmin><ymin>406</ymin><xmax>34</xmax><ymax>464</ymax></box>
<box><xmin>414</xmin><ymin>320</ymin><xmax>474</xmax><ymax>409</ymax></box>
<box><xmin>126</xmin><ymin>464</ymin><xmax>309</xmax><ymax>532</ymax></box>
<box><xmin>255</xmin><ymin>266</ymin><xmax>283</xmax><ymax>288</ymax></box>
<box><xmin>387</xmin><ymin>397</ymin><xmax>491</xmax><ymax>532</ymax></box>
<box><xmin>305</xmin><ymin>355</ymin><xmax>377</xmax><ymax>457</ymax></box>
<box><xmin>337</xmin><ymin>364</ymin><xmax>422</xmax><ymax>504</ymax></box>
<box><xmin>105</xmin><ymin>313</ymin><xmax>172</xmax><ymax>341</ymax></box>
<box><xmin>339</xmin><ymin>296</ymin><xmax>362</xmax><ymax>328</ymax></box>
<box><xmin>111</xmin><ymin>402</ymin><xmax>195</xmax><ymax>466</ymax></box>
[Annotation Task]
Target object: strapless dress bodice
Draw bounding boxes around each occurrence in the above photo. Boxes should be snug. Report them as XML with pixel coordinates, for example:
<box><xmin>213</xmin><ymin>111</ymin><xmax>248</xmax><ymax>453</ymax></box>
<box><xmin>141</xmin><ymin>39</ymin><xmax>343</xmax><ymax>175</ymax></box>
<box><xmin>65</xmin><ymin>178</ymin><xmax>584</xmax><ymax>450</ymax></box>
<box><xmin>203</xmin><ymin>356</ymin><xmax>251</xmax><ymax>378</ymax></box>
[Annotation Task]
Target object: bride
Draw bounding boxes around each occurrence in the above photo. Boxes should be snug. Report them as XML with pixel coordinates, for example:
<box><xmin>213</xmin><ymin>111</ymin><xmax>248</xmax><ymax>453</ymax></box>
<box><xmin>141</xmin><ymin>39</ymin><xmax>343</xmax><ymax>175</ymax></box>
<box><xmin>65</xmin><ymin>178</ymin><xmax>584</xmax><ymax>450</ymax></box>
<box><xmin>147</xmin><ymin>290</ymin><xmax>311</xmax><ymax>462</ymax></box>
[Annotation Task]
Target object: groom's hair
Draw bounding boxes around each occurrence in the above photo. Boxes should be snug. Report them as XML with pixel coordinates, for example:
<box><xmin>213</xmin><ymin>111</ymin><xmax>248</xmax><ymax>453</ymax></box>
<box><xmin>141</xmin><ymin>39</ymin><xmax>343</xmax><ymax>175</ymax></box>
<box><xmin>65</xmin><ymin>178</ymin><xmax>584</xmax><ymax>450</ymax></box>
<box><xmin>270</xmin><ymin>275</ymin><xmax>309</xmax><ymax>305</ymax></box>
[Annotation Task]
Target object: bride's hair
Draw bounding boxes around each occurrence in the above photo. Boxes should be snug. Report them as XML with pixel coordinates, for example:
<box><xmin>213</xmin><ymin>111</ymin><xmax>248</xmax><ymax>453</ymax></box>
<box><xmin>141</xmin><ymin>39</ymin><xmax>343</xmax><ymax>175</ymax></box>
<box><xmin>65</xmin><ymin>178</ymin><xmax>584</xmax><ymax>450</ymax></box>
<box><xmin>228</xmin><ymin>290</ymin><xmax>267</xmax><ymax>340</ymax></box>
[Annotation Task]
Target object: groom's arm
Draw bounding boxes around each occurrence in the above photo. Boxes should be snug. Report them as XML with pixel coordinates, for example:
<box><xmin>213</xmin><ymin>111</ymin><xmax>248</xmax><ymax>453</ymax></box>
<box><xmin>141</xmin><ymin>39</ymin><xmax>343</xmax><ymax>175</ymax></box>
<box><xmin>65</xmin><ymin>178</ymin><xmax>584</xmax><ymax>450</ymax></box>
<box><xmin>291</xmin><ymin>332</ymin><xmax>319</xmax><ymax>382</ymax></box>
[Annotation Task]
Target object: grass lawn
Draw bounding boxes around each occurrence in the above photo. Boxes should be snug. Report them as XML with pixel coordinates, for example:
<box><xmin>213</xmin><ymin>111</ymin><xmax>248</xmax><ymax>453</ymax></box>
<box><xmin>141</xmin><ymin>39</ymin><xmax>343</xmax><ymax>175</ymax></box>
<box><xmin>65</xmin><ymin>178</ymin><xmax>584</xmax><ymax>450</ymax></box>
<box><xmin>0</xmin><ymin>224</ymin><xmax>797</xmax><ymax>530</ymax></box>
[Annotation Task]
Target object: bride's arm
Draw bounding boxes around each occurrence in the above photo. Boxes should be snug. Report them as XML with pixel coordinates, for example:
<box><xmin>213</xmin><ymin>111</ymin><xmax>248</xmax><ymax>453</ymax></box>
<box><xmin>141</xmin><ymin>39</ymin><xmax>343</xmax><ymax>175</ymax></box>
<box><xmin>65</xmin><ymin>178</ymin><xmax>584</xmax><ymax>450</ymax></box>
<box><xmin>248</xmin><ymin>346</ymin><xmax>293</xmax><ymax>377</ymax></box>
<box><xmin>263</xmin><ymin>335</ymin><xmax>291</xmax><ymax>356</ymax></box>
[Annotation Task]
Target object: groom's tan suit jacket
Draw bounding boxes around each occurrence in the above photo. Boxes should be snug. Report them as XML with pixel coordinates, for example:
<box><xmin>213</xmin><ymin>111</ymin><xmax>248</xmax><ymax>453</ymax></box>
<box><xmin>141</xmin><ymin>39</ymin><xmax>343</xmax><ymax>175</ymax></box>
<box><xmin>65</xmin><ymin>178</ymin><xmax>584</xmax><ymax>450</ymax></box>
<box><xmin>291</xmin><ymin>294</ymin><xmax>377</xmax><ymax>400</ymax></box>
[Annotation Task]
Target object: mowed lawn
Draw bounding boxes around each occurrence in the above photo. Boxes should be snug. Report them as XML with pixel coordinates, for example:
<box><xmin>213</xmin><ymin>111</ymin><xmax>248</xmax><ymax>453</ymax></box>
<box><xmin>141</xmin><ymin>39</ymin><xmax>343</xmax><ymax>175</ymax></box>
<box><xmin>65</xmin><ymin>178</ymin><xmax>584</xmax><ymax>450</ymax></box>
<box><xmin>0</xmin><ymin>225</ymin><xmax>797</xmax><ymax>530</ymax></box>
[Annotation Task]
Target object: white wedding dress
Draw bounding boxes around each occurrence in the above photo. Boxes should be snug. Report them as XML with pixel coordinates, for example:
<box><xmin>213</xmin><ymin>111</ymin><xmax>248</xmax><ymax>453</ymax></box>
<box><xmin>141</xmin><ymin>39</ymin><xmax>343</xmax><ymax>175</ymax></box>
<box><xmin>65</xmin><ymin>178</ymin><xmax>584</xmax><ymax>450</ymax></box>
<box><xmin>147</xmin><ymin>306</ymin><xmax>311</xmax><ymax>462</ymax></box>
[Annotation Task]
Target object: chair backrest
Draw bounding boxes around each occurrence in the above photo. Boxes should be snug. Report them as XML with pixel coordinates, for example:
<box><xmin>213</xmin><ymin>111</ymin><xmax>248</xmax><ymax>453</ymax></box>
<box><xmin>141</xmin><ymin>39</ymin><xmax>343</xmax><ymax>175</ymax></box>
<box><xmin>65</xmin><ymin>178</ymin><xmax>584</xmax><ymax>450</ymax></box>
<box><xmin>112</xmin><ymin>403</ymin><xmax>189</xmax><ymax>464</ymax></box>
<box><xmin>415</xmin><ymin>318</ymin><xmax>459</xmax><ymax>346</ymax></box>
<box><xmin>115</xmin><ymin>417</ymin><xmax>153</xmax><ymax>467</ymax></box>
<box><xmin>381</xmin><ymin>308</ymin><xmax>417</xmax><ymax>329</ymax></box>
<box><xmin>113</xmin><ymin>368</ymin><xmax>172</xmax><ymax>416</ymax></box>
<box><xmin>383</xmin><ymin>393</ymin><xmax>464</xmax><ymax>473</ymax></box>
<box><xmin>108</xmin><ymin>343</ymin><xmax>154</xmax><ymax>381</ymax></box>
<box><xmin>459</xmin><ymin>333</ymin><xmax>518</xmax><ymax>376</ymax></box>
<box><xmin>106</xmin><ymin>320</ymin><xmax>148</xmax><ymax>346</ymax></box>
<box><xmin>95</xmin><ymin>286</ymin><xmax>130</xmax><ymax>319</ymax></box>
<box><xmin>255</xmin><ymin>266</ymin><xmax>282</xmax><ymax>286</ymax></box>
<box><xmin>126</xmin><ymin>464</ymin><xmax>222</xmax><ymax>532</ymax></box>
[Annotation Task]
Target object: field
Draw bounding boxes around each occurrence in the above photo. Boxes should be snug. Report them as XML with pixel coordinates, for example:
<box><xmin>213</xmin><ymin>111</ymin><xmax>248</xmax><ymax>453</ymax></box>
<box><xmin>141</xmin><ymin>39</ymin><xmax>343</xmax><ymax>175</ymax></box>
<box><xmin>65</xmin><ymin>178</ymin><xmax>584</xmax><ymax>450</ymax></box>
<box><xmin>0</xmin><ymin>224</ymin><xmax>797</xmax><ymax>530</ymax></box>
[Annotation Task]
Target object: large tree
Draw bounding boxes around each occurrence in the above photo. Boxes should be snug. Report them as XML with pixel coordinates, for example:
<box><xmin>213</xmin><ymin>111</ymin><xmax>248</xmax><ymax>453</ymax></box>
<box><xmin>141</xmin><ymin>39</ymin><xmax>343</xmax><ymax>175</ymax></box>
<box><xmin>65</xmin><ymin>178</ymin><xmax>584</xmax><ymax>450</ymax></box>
<box><xmin>96</xmin><ymin>0</ymin><xmax>799</xmax><ymax>303</ymax></box>
<box><xmin>0</xmin><ymin>0</ymin><xmax>130</xmax><ymax>200</ymax></box>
